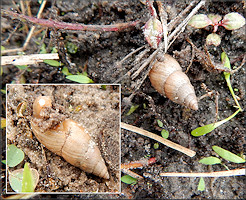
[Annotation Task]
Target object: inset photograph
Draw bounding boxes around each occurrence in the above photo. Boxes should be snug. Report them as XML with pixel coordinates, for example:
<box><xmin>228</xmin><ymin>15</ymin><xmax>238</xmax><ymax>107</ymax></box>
<box><xmin>6</xmin><ymin>84</ymin><xmax>120</xmax><ymax>193</ymax></box>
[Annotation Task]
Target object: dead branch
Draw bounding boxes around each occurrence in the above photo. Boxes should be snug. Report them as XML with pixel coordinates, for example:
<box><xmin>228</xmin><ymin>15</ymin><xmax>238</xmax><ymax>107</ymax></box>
<box><xmin>121</xmin><ymin>122</ymin><xmax>196</xmax><ymax>157</ymax></box>
<box><xmin>2</xmin><ymin>53</ymin><xmax>59</xmax><ymax>65</ymax></box>
<box><xmin>160</xmin><ymin>168</ymin><xmax>245</xmax><ymax>177</ymax></box>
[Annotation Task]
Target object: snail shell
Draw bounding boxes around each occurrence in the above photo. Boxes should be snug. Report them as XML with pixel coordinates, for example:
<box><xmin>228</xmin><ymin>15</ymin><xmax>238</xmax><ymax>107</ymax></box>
<box><xmin>30</xmin><ymin>96</ymin><xmax>109</xmax><ymax>179</ymax></box>
<box><xmin>149</xmin><ymin>54</ymin><xmax>198</xmax><ymax>110</ymax></box>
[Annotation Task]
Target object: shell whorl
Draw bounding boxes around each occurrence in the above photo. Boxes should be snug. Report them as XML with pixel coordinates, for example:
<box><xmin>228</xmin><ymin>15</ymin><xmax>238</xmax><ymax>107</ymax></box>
<box><xmin>31</xmin><ymin>96</ymin><xmax>109</xmax><ymax>179</ymax></box>
<box><xmin>149</xmin><ymin>54</ymin><xmax>198</xmax><ymax>110</ymax></box>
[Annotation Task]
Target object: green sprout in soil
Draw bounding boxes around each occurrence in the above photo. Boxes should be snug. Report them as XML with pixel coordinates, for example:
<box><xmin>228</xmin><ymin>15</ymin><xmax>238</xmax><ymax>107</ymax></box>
<box><xmin>197</xmin><ymin>146</ymin><xmax>245</xmax><ymax>191</ymax></box>
<box><xmin>65</xmin><ymin>71</ymin><xmax>94</xmax><ymax>84</ymax></box>
<box><xmin>191</xmin><ymin>108</ymin><xmax>240</xmax><ymax>136</ymax></box>
<box><xmin>157</xmin><ymin>119</ymin><xmax>169</xmax><ymax>139</ymax></box>
<box><xmin>126</xmin><ymin>104</ymin><xmax>139</xmax><ymax>116</ymax></box>
<box><xmin>199</xmin><ymin>145</ymin><xmax>245</xmax><ymax>170</ymax></box>
<box><xmin>197</xmin><ymin>177</ymin><xmax>205</xmax><ymax>191</ymax></box>
<box><xmin>221</xmin><ymin>52</ymin><xmax>242</xmax><ymax>111</ymax></box>
<box><xmin>5</xmin><ymin>144</ymin><xmax>39</xmax><ymax>192</ymax></box>
<box><xmin>189</xmin><ymin>12</ymin><xmax>245</xmax><ymax>46</ymax></box>
<box><xmin>121</xmin><ymin>175</ymin><xmax>138</xmax><ymax>185</ymax></box>
<box><xmin>191</xmin><ymin>51</ymin><xmax>242</xmax><ymax>137</ymax></box>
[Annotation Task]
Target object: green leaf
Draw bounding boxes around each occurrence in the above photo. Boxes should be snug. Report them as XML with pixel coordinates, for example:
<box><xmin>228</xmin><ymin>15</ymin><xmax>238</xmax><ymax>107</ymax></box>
<box><xmin>9</xmin><ymin>167</ymin><xmax>39</xmax><ymax>192</ymax></box>
<box><xmin>161</xmin><ymin>129</ymin><xmax>169</xmax><ymax>139</ymax></box>
<box><xmin>66</xmin><ymin>75</ymin><xmax>94</xmax><ymax>83</ymax></box>
<box><xmin>101</xmin><ymin>85</ymin><xmax>107</xmax><ymax>90</ymax></box>
<box><xmin>199</xmin><ymin>156</ymin><xmax>221</xmax><ymax>165</ymax></box>
<box><xmin>197</xmin><ymin>177</ymin><xmax>205</xmax><ymax>191</ymax></box>
<box><xmin>188</xmin><ymin>14</ymin><xmax>212</xmax><ymax>28</ymax></box>
<box><xmin>9</xmin><ymin>170</ymin><xmax>23</xmax><ymax>192</ymax></box>
<box><xmin>61</xmin><ymin>67</ymin><xmax>72</xmax><ymax>75</ymax></box>
<box><xmin>157</xmin><ymin>120</ymin><xmax>163</xmax><ymax>128</ymax></box>
<box><xmin>39</xmin><ymin>43</ymin><xmax>47</xmax><ymax>54</ymax></box>
<box><xmin>22</xmin><ymin>163</ymin><xmax>35</xmax><ymax>192</ymax></box>
<box><xmin>207</xmin><ymin>14</ymin><xmax>222</xmax><ymax>25</ymax></box>
<box><xmin>1</xmin><ymin>89</ymin><xmax>6</xmax><ymax>94</ymax></box>
<box><xmin>206</xmin><ymin>33</ymin><xmax>221</xmax><ymax>46</ymax></box>
<box><xmin>7</xmin><ymin>144</ymin><xmax>25</xmax><ymax>167</ymax></box>
<box><xmin>1</xmin><ymin>45</ymin><xmax>5</xmax><ymax>51</ymax></box>
<box><xmin>2</xmin><ymin>160</ymin><xmax>6</xmax><ymax>165</ymax></box>
<box><xmin>51</xmin><ymin>47</ymin><xmax>58</xmax><ymax>53</ymax></box>
<box><xmin>212</xmin><ymin>146</ymin><xmax>246</xmax><ymax>163</ymax></box>
<box><xmin>43</xmin><ymin>59</ymin><xmax>63</xmax><ymax>67</ymax></box>
<box><xmin>144</xmin><ymin>17</ymin><xmax>163</xmax><ymax>49</ymax></box>
<box><xmin>153</xmin><ymin>143</ymin><xmax>159</xmax><ymax>149</ymax></box>
<box><xmin>191</xmin><ymin>109</ymin><xmax>240</xmax><ymax>136</ymax></box>
<box><xmin>126</xmin><ymin>105</ymin><xmax>139</xmax><ymax>116</ymax></box>
<box><xmin>222</xmin><ymin>12</ymin><xmax>245</xmax><ymax>30</ymax></box>
<box><xmin>15</xmin><ymin>65</ymin><xmax>31</xmax><ymax>72</ymax></box>
<box><xmin>221</xmin><ymin>52</ymin><xmax>242</xmax><ymax>111</ymax></box>
<box><xmin>191</xmin><ymin>124</ymin><xmax>216</xmax><ymax>137</ymax></box>
<box><xmin>16</xmin><ymin>65</ymin><xmax>28</xmax><ymax>70</ymax></box>
<box><xmin>121</xmin><ymin>175</ymin><xmax>137</xmax><ymax>184</ymax></box>
<box><xmin>66</xmin><ymin>42</ymin><xmax>78</xmax><ymax>54</ymax></box>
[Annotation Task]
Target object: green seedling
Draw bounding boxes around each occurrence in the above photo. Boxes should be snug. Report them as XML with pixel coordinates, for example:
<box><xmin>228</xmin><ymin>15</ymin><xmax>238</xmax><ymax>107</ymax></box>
<box><xmin>7</xmin><ymin>144</ymin><xmax>25</xmax><ymax>167</ymax></box>
<box><xmin>221</xmin><ymin>52</ymin><xmax>242</xmax><ymax>111</ymax></box>
<box><xmin>39</xmin><ymin>43</ymin><xmax>47</xmax><ymax>54</ymax></box>
<box><xmin>126</xmin><ymin>104</ymin><xmax>139</xmax><ymax>116</ymax></box>
<box><xmin>197</xmin><ymin>177</ymin><xmax>205</xmax><ymax>191</ymax></box>
<box><xmin>65</xmin><ymin>42</ymin><xmax>78</xmax><ymax>54</ymax></box>
<box><xmin>212</xmin><ymin>146</ymin><xmax>245</xmax><ymax>164</ymax></box>
<box><xmin>157</xmin><ymin>119</ymin><xmax>163</xmax><ymax>128</ymax></box>
<box><xmin>15</xmin><ymin>65</ymin><xmax>32</xmax><ymax>72</ymax></box>
<box><xmin>156</xmin><ymin>120</ymin><xmax>169</xmax><ymax>139</ymax></box>
<box><xmin>101</xmin><ymin>85</ymin><xmax>107</xmax><ymax>90</ymax></box>
<box><xmin>191</xmin><ymin>51</ymin><xmax>243</xmax><ymax>137</ymax></box>
<box><xmin>9</xmin><ymin>166</ymin><xmax>39</xmax><ymax>193</ymax></box>
<box><xmin>61</xmin><ymin>67</ymin><xmax>72</xmax><ymax>76</ymax></box>
<box><xmin>191</xmin><ymin>108</ymin><xmax>240</xmax><ymax>136</ymax></box>
<box><xmin>121</xmin><ymin>175</ymin><xmax>137</xmax><ymax>185</ymax></box>
<box><xmin>199</xmin><ymin>146</ymin><xmax>245</xmax><ymax>168</ymax></box>
<box><xmin>22</xmin><ymin>163</ymin><xmax>35</xmax><ymax>192</ymax></box>
<box><xmin>197</xmin><ymin>146</ymin><xmax>245</xmax><ymax>191</ymax></box>
<box><xmin>66</xmin><ymin>74</ymin><xmax>94</xmax><ymax>84</ymax></box>
<box><xmin>189</xmin><ymin>12</ymin><xmax>245</xmax><ymax>46</ymax></box>
<box><xmin>153</xmin><ymin>143</ymin><xmax>159</xmax><ymax>149</ymax></box>
<box><xmin>1</xmin><ymin>45</ymin><xmax>5</xmax><ymax>51</ymax></box>
<box><xmin>43</xmin><ymin>59</ymin><xmax>63</xmax><ymax>67</ymax></box>
<box><xmin>161</xmin><ymin>129</ymin><xmax>169</xmax><ymax>139</ymax></box>
<box><xmin>199</xmin><ymin>156</ymin><xmax>222</xmax><ymax>165</ymax></box>
<box><xmin>6</xmin><ymin>145</ymin><xmax>39</xmax><ymax>192</ymax></box>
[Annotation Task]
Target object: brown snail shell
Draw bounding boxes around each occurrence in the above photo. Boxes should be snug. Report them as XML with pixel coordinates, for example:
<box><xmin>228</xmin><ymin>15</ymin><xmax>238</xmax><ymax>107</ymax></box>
<box><xmin>30</xmin><ymin>96</ymin><xmax>109</xmax><ymax>179</ymax></box>
<box><xmin>149</xmin><ymin>54</ymin><xmax>198</xmax><ymax>110</ymax></box>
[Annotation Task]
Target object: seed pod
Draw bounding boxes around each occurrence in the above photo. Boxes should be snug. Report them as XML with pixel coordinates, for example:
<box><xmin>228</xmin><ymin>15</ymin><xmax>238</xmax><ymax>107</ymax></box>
<box><xmin>30</xmin><ymin>96</ymin><xmax>109</xmax><ymax>179</ymax></box>
<box><xmin>149</xmin><ymin>54</ymin><xmax>198</xmax><ymax>110</ymax></box>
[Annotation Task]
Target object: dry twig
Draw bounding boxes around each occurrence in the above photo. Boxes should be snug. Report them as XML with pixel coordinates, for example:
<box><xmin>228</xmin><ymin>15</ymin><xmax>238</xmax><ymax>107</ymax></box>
<box><xmin>160</xmin><ymin>168</ymin><xmax>245</xmax><ymax>177</ymax></box>
<box><xmin>2</xmin><ymin>53</ymin><xmax>59</xmax><ymax>66</ymax></box>
<box><xmin>121</xmin><ymin>122</ymin><xmax>196</xmax><ymax>157</ymax></box>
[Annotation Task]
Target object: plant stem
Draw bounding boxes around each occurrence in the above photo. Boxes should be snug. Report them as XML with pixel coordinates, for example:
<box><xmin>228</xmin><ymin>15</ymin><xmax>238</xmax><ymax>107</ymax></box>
<box><xmin>2</xmin><ymin>9</ymin><xmax>140</xmax><ymax>32</ymax></box>
<box><xmin>225</xmin><ymin>77</ymin><xmax>243</xmax><ymax>111</ymax></box>
<box><xmin>214</xmin><ymin>109</ymin><xmax>240</xmax><ymax>128</ymax></box>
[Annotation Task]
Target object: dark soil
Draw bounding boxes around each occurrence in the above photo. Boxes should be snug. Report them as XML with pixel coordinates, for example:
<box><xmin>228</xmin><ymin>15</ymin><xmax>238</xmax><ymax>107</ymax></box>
<box><xmin>1</xmin><ymin>0</ymin><xmax>245</xmax><ymax>199</ymax></box>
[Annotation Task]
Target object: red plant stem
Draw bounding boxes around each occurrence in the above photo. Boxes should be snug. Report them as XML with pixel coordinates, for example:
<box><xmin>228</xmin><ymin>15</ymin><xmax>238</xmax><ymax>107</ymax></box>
<box><xmin>146</xmin><ymin>0</ymin><xmax>157</xmax><ymax>18</ymax></box>
<box><xmin>2</xmin><ymin>9</ymin><xmax>140</xmax><ymax>32</ymax></box>
<box><xmin>121</xmin><ymin>157</ymin><xmax>156</xmax><ymax>169</ymax></box>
